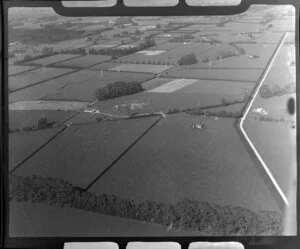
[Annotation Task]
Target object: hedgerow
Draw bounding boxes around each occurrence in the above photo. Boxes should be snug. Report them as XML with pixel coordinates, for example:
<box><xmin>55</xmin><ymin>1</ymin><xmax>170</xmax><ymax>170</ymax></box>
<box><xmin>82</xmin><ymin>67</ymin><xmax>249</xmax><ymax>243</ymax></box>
<box><xmin>10</xmin><ymin>174</ymin><xmax>283</xmax><ymax>235</ymax></box>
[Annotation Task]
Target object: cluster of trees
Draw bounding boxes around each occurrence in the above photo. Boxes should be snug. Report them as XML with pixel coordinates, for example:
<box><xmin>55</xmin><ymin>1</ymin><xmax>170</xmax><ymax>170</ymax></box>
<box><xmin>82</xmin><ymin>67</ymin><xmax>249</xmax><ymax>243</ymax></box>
<box><xmin>259</xmin><ymin>83</ymin><xmax>296</xmax><ymax>98</ymax></box>
<box><xmin>178</xmin><ymin>53</ymin><xmax>198</xmax><ymax>66</ymax></box>
<box><xmin>221</xmin><ymin>92</ymin><xmax>250</xmax><ymax>106</ymax></box>
<box><xmin>257</xmin><ymin>116</ymin><xmax>287</xmax><ymax>123</ymax></box>
<box><xmin>184</xmin><ymin>107</ymin><xmax>242</xmax><ymax>118</ymax></box>
<box><xmin>9</xmin><ymin>117</ymin><xmax>54</xmax><ymax>133</ymax></box>
<box><xmin>9</xmin><ymin>173</ymin><xmax>283</xmax><ymax>235</ymax></box>
<box><xmin>88</xmin><ymin>38</ymin><xmax>156</xmax><ymax>58</ymax></box>
<box><xmin>95</xmin><ymin>81</ymin><xmax>144</xmax><ymax>101</ymax></box>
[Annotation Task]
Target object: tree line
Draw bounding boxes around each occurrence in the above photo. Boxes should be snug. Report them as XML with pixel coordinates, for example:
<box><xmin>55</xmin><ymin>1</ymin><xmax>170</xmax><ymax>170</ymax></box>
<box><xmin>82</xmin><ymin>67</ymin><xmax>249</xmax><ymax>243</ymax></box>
<box><xmin>259</xmin><ymin>83</ymin><xmax>296</xmax><ymax>98</ymax></box>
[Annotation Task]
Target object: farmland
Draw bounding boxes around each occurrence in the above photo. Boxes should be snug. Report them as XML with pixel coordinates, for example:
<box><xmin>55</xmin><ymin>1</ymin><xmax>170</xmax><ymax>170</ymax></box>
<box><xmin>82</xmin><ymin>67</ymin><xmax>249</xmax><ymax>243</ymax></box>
<box><xmin>90</xmin><ymin>115</ymin><xmax>279</xmax><ymax>212</ymax></box>
<box><xmin>9</xmin><ymin>65</ymin><xmax>37</xmax><ymax>76</ymax></box>
<box><xmin>8</xmin><ymin>4</ymin><xmax>296</xmax><ymax>236</ymax></box>
<box><xmin>25</xmin><ymin>54</ymin><xmax>80</xmax><ymax>66</ymax></box>
<box><xmin>9</xmin><ymin>127</ymin><xmax>64</xmax><ymax>170</ymax></box>
<box><xmin>9</xmin><ymin>110</ymin><xmax>75</xmax><ymax>131</ymax></box>
<box><xmin>108</xmin><ymin>64</ymin><xmax>173</xmax><ymax>74</ymax></box>
<box><xmin>10</xmin><ymin>201</ymin><xmax>202</xmax><ymax>237</ymax></box>
<box><xmin>9</xmin><ymin>70</ymin><xmax>153</xmax><ymax>102</ymax></box>
<box><xmin>90</xmin><ymin>78</ymin><xmax>254</xmax><ymax>115</ymax></box>
<box><xmin>53</xmin><ymin>55</ymin><xmax>111</xmax><ymax>68</ymax></box>
<box><xmin>9</xmin><ymin>67</ymin><xmax>75</xmax><ymax>91</ymax></box>
<box><xmin>116</xmin><ymin>43</ymin><xmax>214</xmax><ymax>65</ymax></box>
<box><xmin>244</xmin><ymin>119</ymin><xmax>296</xmax><ymax>195</ymax></box>
<box><xmin>163</xmin><ymin>68</ymin><xmax>263</xmax><ymax>82</ymax></box>
<box><xmin>14</xmin><ymin>117</ymin><xmax>160</xmax><ymax>188</ymax></box>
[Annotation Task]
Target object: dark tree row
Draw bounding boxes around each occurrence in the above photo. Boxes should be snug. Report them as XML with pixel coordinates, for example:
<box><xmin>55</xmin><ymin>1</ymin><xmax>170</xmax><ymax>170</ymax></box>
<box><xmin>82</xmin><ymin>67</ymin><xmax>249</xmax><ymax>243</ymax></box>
<box><xmin>95</xmin><ymin>81</ymin><xmax>144</xmax><ymax>101</ymax></box>
<box><xmin>178</xmin><ymin>53</ymin><xmax>198</xmax><ymax>66</ymax></box>
<box><xmin>10</xmin><ymin>174</ymin><xmax>283</xmax><ymax>235</ymax></box>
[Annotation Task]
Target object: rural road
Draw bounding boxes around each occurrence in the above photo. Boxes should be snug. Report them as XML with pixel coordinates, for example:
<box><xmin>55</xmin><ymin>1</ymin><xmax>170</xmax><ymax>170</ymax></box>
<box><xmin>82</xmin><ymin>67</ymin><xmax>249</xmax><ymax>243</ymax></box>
<box><xmin>239</xmin><ymin>32</ymin><xmax>288</xmax><ymax>206</ymax></box>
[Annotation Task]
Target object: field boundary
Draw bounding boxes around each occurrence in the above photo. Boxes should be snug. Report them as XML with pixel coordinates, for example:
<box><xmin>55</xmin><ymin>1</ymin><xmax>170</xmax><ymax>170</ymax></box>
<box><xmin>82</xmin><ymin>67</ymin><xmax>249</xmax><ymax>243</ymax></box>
<box><xmin>9</xmin><ymin>126</ymin><xmax>68</xmax><ymax>174</ymax></box>
<box><xmin>10</xmin><ymin>56</ymin><xmax>113</xmax><ymax>94</ymax></box>
<box><xmin>9</xmin><ymin>66</ymin><xmax>40</xmax><ymax>77</ymax></box>
<box><xmin>238</xmin><ymin>32</ymin><xmax>288</xmax><ymax>208</ymax></box>
<box><xmin>23</xmin><ymin>54</ymin><xmax>83</xmax><ymax>68</ymax></box>
<box><xmin>84</xmin><ymin>116</ymin><xmax>163</xmax><ymax>191</ymax></box>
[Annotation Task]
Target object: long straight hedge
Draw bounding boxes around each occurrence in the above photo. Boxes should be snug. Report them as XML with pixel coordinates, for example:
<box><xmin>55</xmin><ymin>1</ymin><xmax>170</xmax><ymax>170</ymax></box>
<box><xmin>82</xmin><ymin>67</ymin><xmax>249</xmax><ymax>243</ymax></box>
<box><xmin>10</xmin><ymin>174</ymin><xmax>283</xmax><ymax>235</ymax></box>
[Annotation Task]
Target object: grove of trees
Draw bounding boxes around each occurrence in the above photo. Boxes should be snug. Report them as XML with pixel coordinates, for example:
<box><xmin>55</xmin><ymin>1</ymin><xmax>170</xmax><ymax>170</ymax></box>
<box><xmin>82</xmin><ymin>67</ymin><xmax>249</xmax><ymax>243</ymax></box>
<box><xmin>177</xmin><ymin>53</ymin><xmax>198</xmax><ymax>66</ymax></box>
<box><xmin>95</xmin><ymin>81</ymin><xmax>144</xmax><ymax>101</ymax></box>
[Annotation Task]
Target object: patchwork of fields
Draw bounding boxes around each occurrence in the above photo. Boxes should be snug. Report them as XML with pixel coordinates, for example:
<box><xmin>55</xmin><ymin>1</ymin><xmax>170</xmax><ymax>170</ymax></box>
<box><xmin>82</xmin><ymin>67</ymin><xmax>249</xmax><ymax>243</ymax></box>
<box><xmin>9</xmin><ymin>67</ymin><xmax>75</xmax><ymax>91</ymax></box>
<box><xmin>8</xmin><ymin>4</ymin><xmax>296</xmax><ymax>236</ymax></box>
<box><xmin>14</xmin><ymin>117</ymin><xmax>160</xmax><ymax>188</ymax></box>
<box><xmin>9</xmin><ymin>70</ymin><xmax>153</xmax><ymax>102</ymax></box>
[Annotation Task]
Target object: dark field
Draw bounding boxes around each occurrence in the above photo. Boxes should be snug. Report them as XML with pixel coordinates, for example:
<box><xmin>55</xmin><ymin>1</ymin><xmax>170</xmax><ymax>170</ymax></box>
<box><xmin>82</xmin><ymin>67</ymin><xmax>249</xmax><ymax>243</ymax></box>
<box><xmin>14</xmin><ymin>117</ymin><xmax>160</xmax><ymax>188</ymax></box>
<box><xmin>9</xmin><ymin>67</ymin><xmax>75</xmax><ymax>91</ymax></box>
<box><xmin>244</xmin><ymin>119</ymin><xmax>296</xmax><ymax>195</ymax></box>
<box><xmin>9</xmin><ymin>127</ymin><xmax>64</xmax><ymax>170</ymax></box>
<box><xmin>9</xmin><ymin>70</ymin><xmax>153</xmax><ymax>102</ymax></box>
<box><xmin>9</xmin><ymin>65</ymin><xmax>37</xmax><ymax>76</ymax></box>
<box><xmin>163</xmin><ymin>68</ymin><xmax>263</xmax><ymax>82</ymax></box>
<box><xmin>25</xmin><ymin>54</ymin><xmax>80</xmax><ymax>66</ymax></box>
<box><xmin>53</xmin><ymin>55</ymin><xmax>112</xmax><ymax>68</ymax></box>
<box><xmin>90</xmin><ymin>115</ymin><xmax>280</xmax><ymax>212</ymax></box>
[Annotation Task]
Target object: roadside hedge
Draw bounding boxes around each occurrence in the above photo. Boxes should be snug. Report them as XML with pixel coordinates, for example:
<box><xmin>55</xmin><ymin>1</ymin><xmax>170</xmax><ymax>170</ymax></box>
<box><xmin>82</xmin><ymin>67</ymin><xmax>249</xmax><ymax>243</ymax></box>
<box><xmin>10</xmin><ymin>174</ymin><xmax>283</xmax><ymax>235</ymax></box>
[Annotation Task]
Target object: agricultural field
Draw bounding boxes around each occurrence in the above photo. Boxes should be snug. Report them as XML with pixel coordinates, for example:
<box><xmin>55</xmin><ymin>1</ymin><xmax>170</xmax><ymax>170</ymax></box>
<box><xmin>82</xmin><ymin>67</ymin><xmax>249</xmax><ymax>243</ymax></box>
<box><xmin>53</xmin><ymin>55</ymin><xmax>111</xmax><ymax>68</ymax></box>
<box><xmin>14</xmin><ymin>117</ymin><xmax>160</xmax><ymax>188</ymax></box>
<box><xmin>91</xmin><ymin>79</ymin><xmax>255</xmax><ymax>115</ymax></box>
<box><xmin>10</xmin><ymin>201</ymin><xmax>201</xmax><ymax>237</ymax></box>
<box><xmin>47</xmin><ymin>37</ymin><xmax>93</xmax><ymax>51</ymax></box>
<box><xmin>163</xmin><ymin>68</ymin><xmax>263</xmax><ymax>82</ymax></box>
<box><xmin>9</xmin><ymin>70</ymin><xmax>153</xmax><ymax>103</ymax></box>
<box><xmin>142</xmin><ymin>77</ymin><xmax>177</xmax><ymax>91</ymax></box>
<box><xmin>25</xmin><ymin>54</ymin><xmax>81</xmax><ymax>66</ymax></box>
<box><xmin>285</xmin><ymin>32</ymin><xmax>295</xmax><ymax>44</ymax></box>
<box><xmin>193</xmin><ymin>31</ymin><xmax>254</xmax><ymax>44</ymax></box>
<box><xmin>116</xmin><ymin>43</ymin><xmax>213</xmax><ymax>65</ymax></box>
<box><xmin>9</xmin><ymin>110</ymin><xmax>75</xmax><ymax>131</ymax></box>
<box><xmin>9</xmin><ymin>67</ymin><xmax>75</xmax><ymax>91</ymax></box>
<box><xmin>243</xmin><ymin>119</ymin><xmax>296</xmax><ymax>195</ymax></box>
<box><xmin>203</xmin><ymin>102</ymin><xmax>246</xmax><ymax>113</ymax></box>
<box><xmin>108</xmin><ymin>63</ymin><xmax>173</xmax><ymax>74</ymax></box>
<box><xmin>255</xmin><ymin>32</ymin><xmax>284</xmax><ymax>44</ymax></box>
<box><xmin>261</xmin><ymin>44</ymin><xmax>295</xmax><ymax>87</ymax></box>
<box><xmin>225</xmin><ymin>22</ymin><xmax>264</xmax><ymax>33</ymax></box>
<box><xmin>9</xmin><ymin>127</ymin><xmax>64</xmax><ymax>170</ymax></box>
<box><xmin>88</xmin><ymin>44</ymin><xmax>117</xmax><ymax>49</ymax></box>
<box><xmin>144</xmin><ymin>42</ymin><xmax>183</xmax><ymax>51</ymax></box>
<box><xmin>179</xmin><ymin>24</ymin><xmax>217</xmax><ymax>30</ymax></box>
<box><xmin>90</xmin><ymin>115</ymin><xmax>280</xmax><ymax>212</ymax></box>
<box><xmin>192</xmin><ymin>44</ymin><xmax>277</xmax><ymax>69</ymax></box>
<box><xmin>249</xmin><ymin>94</ymin><xmax>296</xmax><ymax>123</ymax></box>
<box><xmin>8</xmin><ymin>65</ymin><xmax>37</xmax><ymax>76</ymax></box>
